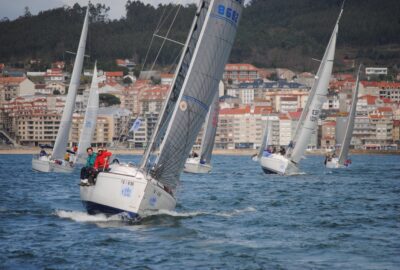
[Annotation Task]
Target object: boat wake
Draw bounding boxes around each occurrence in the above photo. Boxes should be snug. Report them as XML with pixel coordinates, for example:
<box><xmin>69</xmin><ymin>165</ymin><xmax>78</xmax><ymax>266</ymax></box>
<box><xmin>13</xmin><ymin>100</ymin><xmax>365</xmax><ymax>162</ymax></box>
<box><xmin>146</xmin><ymin>206</ymin><xmax>257</xmax><ymax>219</ymax></box>
<box><xmin>55</xmin><ymin>210</ymin><xmax>122</xmax><ymax>223</ymax></box>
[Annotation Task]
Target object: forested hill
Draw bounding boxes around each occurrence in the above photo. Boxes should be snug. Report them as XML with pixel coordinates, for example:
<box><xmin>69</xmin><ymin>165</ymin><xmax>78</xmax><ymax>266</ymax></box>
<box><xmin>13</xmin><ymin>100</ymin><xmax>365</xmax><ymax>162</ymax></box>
<box><xmin>0</xmin><ymin>0</ymin><xmax>399</xmax><ymax>72</ymax></box>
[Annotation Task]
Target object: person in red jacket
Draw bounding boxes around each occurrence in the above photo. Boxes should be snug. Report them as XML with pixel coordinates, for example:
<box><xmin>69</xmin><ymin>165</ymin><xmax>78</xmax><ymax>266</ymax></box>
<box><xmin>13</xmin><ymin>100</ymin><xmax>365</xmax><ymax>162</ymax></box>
<box><xmin>93</xmin><ymin>148</ymin><xmax>112</xmax><ymax>171</ymax></box>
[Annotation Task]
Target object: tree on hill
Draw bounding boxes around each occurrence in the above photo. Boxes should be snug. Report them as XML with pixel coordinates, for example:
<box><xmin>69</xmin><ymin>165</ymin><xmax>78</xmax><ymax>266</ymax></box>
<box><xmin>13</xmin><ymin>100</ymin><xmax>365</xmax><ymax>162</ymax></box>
<box><xmin>99</xmin><ymin>93</ymin><xmax>120</xmax><ymax>107</ymax></box>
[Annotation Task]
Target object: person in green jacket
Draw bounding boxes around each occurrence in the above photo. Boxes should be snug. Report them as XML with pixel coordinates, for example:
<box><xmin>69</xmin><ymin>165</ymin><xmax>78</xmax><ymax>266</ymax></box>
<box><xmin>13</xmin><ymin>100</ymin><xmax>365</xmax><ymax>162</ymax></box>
<box><xmin>80</xmin><ymin>147</ymin><xmax>97</xmax><ymax>185</ymax></box>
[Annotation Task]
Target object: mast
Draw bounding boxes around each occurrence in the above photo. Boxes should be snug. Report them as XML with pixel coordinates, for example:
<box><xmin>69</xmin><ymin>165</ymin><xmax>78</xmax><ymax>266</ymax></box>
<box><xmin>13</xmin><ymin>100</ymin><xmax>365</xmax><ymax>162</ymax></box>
<box><xmin>290</xmin><ymin>7</ymin><xmax>343</xmax><ymax>164</ymax></box>
<box><xmin>199</xmin><ymin>86</ymin><xmax>220</xmax><ymax>164</ymax></box>
<box><xmin>52</xmin><ymin>7</ymin><xmax>89</xmax><ymax>160</ymax></box>
<box><xmin>76</xmin><ymin>63</ymin><xmax>99</xmax><ymax>164</ymax></box>
<box><xmin>149</xmin><ymin>0</ymin><xmax>243</xmax><ymax>190</ymax></box>
<box><xmin>140</xmin><ymin>1</ymin><xmax>207</xmax><ymax>169</ymax></box>
<box><xmin>338</xmin><ymin>64</ymin><xmax>361</xmax><ymax>165</ymax></box>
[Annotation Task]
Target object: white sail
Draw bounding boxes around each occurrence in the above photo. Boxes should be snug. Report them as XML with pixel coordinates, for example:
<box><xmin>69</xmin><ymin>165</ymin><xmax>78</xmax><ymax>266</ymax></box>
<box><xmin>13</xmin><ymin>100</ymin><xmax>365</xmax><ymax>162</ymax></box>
<box><xmin>145</xmin><ymin>0</ymin><xmax>243</xmax><ymax>190</ymax></box>
<box><xmin>75</xmin><ymin>63</ymin><xmax>99</xmax><ymax>164</ymax></box>
<box><xmin>290</xmin><ymin>9</ymin><xmax>342</xmax><ymax>164</ymax></box>
<box><xmin>258</xmin><ymin>118</ymin><xmax>272</xmax><ymax>159</ymax></box>
<box><xmin>199</xmin><ymin>87</ymin><xmax>220</xmax><ymax>164</ymax></box>
<box><xmin>338</xmin><ymin>65</ymin><xmax>361</xmax><ymax>165</ymax></box>
<box><xmin>52</xmin><ymin>7</ymin><xmax>89</xmax><ymax>160</ymax></box>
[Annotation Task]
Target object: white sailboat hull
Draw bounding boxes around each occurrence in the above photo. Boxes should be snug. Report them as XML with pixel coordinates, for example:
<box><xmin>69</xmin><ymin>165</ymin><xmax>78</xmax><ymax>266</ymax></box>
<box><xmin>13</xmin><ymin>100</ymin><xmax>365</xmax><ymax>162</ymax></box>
<box><xmin>80</xmin><ymin>164</ymin><xmax>176</xmax><ymax>220</ymax></box>
<box><xmin>260</xmin><ymin>153</ymin><xmax>300</xmax><ymax>175</ymax></box>
<box><xmin>51</xmin><ymin>162</ymin><xmax>74</xmax><ymax>173</ymax></box>
<box><xmin>32</xmin><ymin>157</ymin><xmax>52</xmax><ymax>172</ymax></box>
<box><xmin>325</xmin><ymin>157</ymin><xmax>348</xmax><ymax>169</ymax></box>
<box><xmin>32</xmin><ymin>156</ymin><xmax>74</xmax><ymax>173</ymax></box>
<box><xmin>184</xmin><ymin>158</ymin><xmax>212</xmax><ymax>174</ymax></box>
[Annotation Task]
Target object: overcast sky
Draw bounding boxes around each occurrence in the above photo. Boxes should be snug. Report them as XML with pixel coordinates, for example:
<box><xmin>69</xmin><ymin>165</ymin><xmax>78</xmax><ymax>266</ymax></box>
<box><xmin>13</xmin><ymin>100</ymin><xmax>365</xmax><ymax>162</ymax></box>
<box><xmin>0</xmin><ymin>0</ymin><xmax>197</xmax><ymax>21</ymax></box>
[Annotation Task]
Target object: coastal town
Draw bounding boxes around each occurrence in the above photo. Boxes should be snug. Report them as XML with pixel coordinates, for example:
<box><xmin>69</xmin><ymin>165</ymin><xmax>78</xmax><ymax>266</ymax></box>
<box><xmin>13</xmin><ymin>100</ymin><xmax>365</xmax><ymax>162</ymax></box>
<box><xmin>0</xmin><ymin>60</ymin><xmax>399</xmax><ymax>152</ymax></box>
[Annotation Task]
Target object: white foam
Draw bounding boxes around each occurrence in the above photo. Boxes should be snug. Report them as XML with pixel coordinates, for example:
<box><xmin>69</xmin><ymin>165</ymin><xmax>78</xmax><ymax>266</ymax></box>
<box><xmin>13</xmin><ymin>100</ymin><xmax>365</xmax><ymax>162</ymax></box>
<box><xmin>55</xmin><ymin>210</ymin><xmax>122</xmax><ymax>223</ymax></box>
<box><xmin>145</xmin><ymin>206</ymin><xmax>257</xmax><ymax>218</ymax></box>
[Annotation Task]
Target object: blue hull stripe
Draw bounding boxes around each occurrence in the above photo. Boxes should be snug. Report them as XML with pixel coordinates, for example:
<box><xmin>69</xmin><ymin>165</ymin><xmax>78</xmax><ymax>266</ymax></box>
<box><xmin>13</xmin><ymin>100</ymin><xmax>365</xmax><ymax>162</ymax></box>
<box><xmin>82</xmin><ymin>201</ymin><xmax>139</xmax><ymax>219</ymax></box>
<box><xmin>261</xmin><ymin>166</ymin><xmax>278</xmax><ymax>175</ymax></box>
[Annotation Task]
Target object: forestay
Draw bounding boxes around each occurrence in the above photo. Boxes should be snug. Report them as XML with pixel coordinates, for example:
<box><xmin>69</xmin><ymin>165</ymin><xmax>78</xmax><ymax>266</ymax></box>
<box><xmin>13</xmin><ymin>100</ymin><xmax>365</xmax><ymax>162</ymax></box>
<box><xmin>149</xmin><ymin>0</ymin><xmax>243</xmax><ymax>190</ymax></box>
<box><xmin>52</xmin><ymin>8</ymin><xmax>89</xmax><ymax>160</ymax></box>
<box><xmin>199</xmin><ymin>85</ymin><xmax>221</xmax><ymax>164</ymax></box>
<box><xmin>290</xmin><ymin>8</ymin><xmax>343</xmax><ymax>164</ymax></box>
<box><xmin>338</xmin><ymin>65</ymin><xmax>361</xmax><ymax>165</ymax></box>
<box><xmin>76</xmin><ymin>63</ymin><xmax>99</xmax><ymax>164</ymax></box>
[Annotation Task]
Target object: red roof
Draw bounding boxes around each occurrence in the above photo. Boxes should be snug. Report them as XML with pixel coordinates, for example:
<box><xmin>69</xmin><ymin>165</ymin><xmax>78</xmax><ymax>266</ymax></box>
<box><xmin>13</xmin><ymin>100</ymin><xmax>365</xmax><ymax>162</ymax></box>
<box><xmin>360</xmin><ymin>95</ymin><xmax>378</xmax><ymax>105</ymax></box>
<box><xmin>361</xmin><ymin>81</ymin><xmax>400</xmax><ymax>89</ymax></box>
<box><xmin>279</xmin><ymin>113</ymin><xmax>290</xmax><ymax>120</ymax></box>
<box><xmin>377</xmin><ymin>107</ymin><xmax>393</xmax><ymax>113</ymax></box>
<box><xmin>105</xmin><ymin>71</ymin><xmax>123</xmax><ymax>77</ymax></box>
<box><xmin>254</xmin><ymin>106</ymin><xmax>272</xmax><ymax>114</ymax></box>
<box><xmin>220</xmin><ymin>106</ymin><xmax>251</xmax><ymax>115</ymax></box>
<box><xmin>288</xmin><ymin>111</ymin><xmax>302</xmax><ymax>120</ymax></box>
<box><xmin>0</xmin><ymin>77</ymin><xmax>26</xmax><ymax>83</ymax></box>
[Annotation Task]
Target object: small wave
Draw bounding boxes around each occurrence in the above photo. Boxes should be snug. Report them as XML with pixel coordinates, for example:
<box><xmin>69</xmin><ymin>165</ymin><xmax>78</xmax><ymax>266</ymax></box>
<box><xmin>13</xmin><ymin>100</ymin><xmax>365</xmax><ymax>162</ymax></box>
<box><xmin>216</xmin><ymin>206</ymin><xmax>257</xmax><ymax>217</ymax></box>
<box><xmin>55</xmin><ymin>210</ymin><xmax>122</xmax><ymax>223</ymax></box>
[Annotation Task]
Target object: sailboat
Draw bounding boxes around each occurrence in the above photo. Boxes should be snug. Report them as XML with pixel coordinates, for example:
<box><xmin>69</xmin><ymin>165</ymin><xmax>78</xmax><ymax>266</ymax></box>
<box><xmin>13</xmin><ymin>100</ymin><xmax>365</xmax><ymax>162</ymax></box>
<box><xmin>80</xmin><ymin>0</ymin><xmax>243</xmax><ymax>219</ymax></box>
<box><xmin>75</xmin><ymin>63</ymin><xmax>99</xmax><ymax>164</ymax></box>
<box><xmin>32</xmin><ymin>6</ymin><xmax>89</xmax><ymax>173</ymax></box>
<box><xmin>325</xmin><ymin>65</ymin><xmax>361</xmax><ymax>168</ymax></box>
<box><xmin>252</xmin><ymin>118</ymin><xmax>272</xmax><ymax>162</ymax></box>
<box><xmin>184</xmin><ymin>82</ymin><xmax>221</xmax><ymax>174</ymax></box>
<box><xmin>260</xmin><ymin>5</ymin><xmax>344</xmax><ymax>175</ymax></box>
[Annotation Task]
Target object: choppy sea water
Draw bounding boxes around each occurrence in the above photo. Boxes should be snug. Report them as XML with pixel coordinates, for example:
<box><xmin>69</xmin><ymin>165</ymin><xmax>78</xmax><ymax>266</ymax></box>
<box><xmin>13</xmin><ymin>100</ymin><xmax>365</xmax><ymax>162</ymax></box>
<box><xmin>0</xmin><ymin>154</ymin><xmax>399</xmax><ymax>269</ymax></box>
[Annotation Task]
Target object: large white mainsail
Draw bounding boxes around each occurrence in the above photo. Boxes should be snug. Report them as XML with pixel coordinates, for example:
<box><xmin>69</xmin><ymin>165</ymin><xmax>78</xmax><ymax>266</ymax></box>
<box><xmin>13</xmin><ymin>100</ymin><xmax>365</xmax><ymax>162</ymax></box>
<box><xmin>75</xmin><ymin>63</ymin><xmax>99</xmax><ymax>164</ymax></box>
<box><xmin>52</xmin><ymin>7</ymin><xmax>89</xmax><ymax>160</ymax></box>
<box><xmin>199</xmin><ymin>88</ymin><xmax>220</xmax><ymax>164</ymax></box>
<box><xmin>289</xmin><ymin>8</ymin><xmax>343</xmax><ymax>164</ymax></box>
<box><xmin>145</xmin><ymin>0</ymin><xmax>243</xmax><ymax>190</ymax></box>
<box><xmin>337</xmin><ymin>65</ymin><xmax>361</xmax><ymax>165</ymax></box>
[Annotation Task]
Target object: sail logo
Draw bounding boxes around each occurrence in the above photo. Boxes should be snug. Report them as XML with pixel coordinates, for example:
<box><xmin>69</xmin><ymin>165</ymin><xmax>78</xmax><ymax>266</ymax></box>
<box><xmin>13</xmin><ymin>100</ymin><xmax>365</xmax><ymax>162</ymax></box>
<box><xmin>214</xmin><ymin>4</ymin><xmax>240</xmax><ymax>25</ymax></box>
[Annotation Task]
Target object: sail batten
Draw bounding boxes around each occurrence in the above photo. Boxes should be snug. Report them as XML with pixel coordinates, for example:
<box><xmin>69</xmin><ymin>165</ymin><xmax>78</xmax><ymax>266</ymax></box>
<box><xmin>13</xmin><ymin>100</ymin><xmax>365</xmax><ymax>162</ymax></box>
<box><xmin>150</xmin><ymin>0</ymin><xmax>243</xmax><ymax>190</ymax></box>
<box><xmin>338</xmin><ymin>65</ymin><xmax>361</xmax><ymax>165</ymax></box>
<box><xmin>76</xmin><ymin>63</ymin><xmax>99</xmax><ymax>164</ymax></box>
<box><xmin>52</xmin><ymin>8</ymin><xmax>89</xmax><ymax>160</ymax></box>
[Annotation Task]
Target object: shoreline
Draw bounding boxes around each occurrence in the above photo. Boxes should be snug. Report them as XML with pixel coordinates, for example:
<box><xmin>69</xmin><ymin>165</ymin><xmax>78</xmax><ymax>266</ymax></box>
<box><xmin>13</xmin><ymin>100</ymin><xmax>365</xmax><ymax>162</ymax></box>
<box><xmin>0</xmin><ymin>147</ymin><xmax>399</xmax><ymax>155</ymax></box>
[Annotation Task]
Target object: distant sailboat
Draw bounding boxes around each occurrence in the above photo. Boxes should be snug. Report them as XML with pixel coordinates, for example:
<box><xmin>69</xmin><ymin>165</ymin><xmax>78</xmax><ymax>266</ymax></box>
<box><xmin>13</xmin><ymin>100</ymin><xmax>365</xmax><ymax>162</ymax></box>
<box><xmin>260</xmin><ymin>5</ymin><xmax>343</xmax><ymax>175</ymax></box>
<box><xmin>325</xmin><ymin>65</ymin><xmax>361</xmax><ymax>168</ymax></box>
<box><xmin>252</xmin><ymin>118</ymin><xmax>272</xmax><ymax>162</ymax></box>
<box><xmin>32</xmin><ymin>7</ymin><xmax>89</xmax><ymax>173</ymax></box>
<box><xmin>80</xmin><ymin>0</ymin><xmax>243</xmax><ymax>220</ymax></box>
<box><xmin>75</xmin><ymin>63</ymin><xmax>99</xmax><ymax>164</ymax></box>
<box><xmin>184</xmin><ymin>83</ymin><xmax>221</xmax><ymax>174</ymax></box>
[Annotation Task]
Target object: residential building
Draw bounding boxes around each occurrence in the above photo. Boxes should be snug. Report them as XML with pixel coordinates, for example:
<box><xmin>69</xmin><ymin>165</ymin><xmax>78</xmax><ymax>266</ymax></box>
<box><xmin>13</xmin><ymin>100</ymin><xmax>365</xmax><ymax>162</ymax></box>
<box><xmin>0</xmin><ymin>77</ymin><xmax>35</xmax><ymax>101</ymax></box>
<box><xmin>223</xmin><ymin>64</ymin><xmax>260</xmax><ymax>83</ymax></box>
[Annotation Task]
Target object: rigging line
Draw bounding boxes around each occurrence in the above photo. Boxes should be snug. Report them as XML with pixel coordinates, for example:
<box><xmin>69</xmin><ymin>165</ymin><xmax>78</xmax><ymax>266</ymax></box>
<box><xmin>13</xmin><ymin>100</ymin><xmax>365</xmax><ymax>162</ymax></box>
<box><xmin>140</xmin><ymin>4</ymin><xmax>169</xmax><ymax>74</ymax></box>
<box><xmin>141</xmin><ymin>2</ymin><xmax>177</xmax><ymax>73</ymax></box>
<box><xmin>149</xmin><ymin>5</ymin><xmax>182</xmax><ymax>71</ymax></box>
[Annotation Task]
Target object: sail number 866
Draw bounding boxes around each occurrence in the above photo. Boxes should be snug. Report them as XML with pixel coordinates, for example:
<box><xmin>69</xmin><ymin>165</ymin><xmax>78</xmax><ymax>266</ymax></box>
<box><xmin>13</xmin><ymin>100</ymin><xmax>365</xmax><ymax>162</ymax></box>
<box><xmin>217</xmin><ymin>5</ymin><xmax>240</xmax><ymax>23</ymax></box>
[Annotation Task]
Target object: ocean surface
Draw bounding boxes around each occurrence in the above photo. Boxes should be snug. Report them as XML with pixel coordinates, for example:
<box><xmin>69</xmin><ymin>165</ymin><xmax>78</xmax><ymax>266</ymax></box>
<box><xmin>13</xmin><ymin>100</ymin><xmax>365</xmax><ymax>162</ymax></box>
<box><xmin>0</xmin><ymin>154</ymin><xmax>399</xmax><ymax>269</ymax></box>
